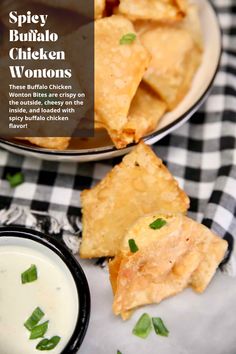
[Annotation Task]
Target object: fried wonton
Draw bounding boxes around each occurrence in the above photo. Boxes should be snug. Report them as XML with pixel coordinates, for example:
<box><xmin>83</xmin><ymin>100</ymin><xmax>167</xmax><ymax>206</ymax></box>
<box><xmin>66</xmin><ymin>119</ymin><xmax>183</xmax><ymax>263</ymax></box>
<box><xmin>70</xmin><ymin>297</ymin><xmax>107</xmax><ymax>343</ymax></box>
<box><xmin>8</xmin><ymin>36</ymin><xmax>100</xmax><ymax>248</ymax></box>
<box><xmin>141</xmin><ymin>26</ymin><xmax>202</xmax><ymax>109</ymax></box>
<box><xmin>177</xmin><ymin>4</ymin><xmax>204</xmax><ymax>51</ymax></box>
<box><xmin>134</xmin><ymin>3</ymin><xmax>203</xmax><ymax>48</ymax></box>
<box><xmin>190</xmin><ymin>236</ymin><xmax>228</xmax><ymax>293</ymax></box>
<box><xmin>124</xmin><ymin>83</ymin><xmax>167</xmax><ymax>142</ymax></box>
<box><xmin>118</xmin><ymin>0</ymin><xmax>188</xmax><ymax>22</ymax></box>
<box><xmin>95</xmin><ymin>15</ymin><xmax>150</xmax><ymax>148</ymax></box>
<box><xmin>110</xmin><ymin>213</ymin><xmax>227</xmax><ymax>318</ymax></box>
<box><xmin>79</xmin><ymin>142</ymin><xmax>189</xmax><ymax>258</ymax></box>
<box><xmin>18</xmin><ymin>137</ymin><xmax>71</xmax><ymax>150</ymax></box>
<box><xmin>95</xmin><ymin>84</ymin><xmax>166</xmax><ymax>146</ymax></box>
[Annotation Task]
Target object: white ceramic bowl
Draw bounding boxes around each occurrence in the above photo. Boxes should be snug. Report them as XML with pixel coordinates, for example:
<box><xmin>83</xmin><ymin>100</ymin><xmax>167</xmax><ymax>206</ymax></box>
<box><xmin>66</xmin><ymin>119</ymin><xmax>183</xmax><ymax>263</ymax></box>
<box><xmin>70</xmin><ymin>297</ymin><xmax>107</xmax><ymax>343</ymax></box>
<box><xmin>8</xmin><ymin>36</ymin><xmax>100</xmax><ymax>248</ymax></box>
<box><xmin>0</xmin><ymin>0</ymin><xmax>221</xmax><ymax>162</ymax></box>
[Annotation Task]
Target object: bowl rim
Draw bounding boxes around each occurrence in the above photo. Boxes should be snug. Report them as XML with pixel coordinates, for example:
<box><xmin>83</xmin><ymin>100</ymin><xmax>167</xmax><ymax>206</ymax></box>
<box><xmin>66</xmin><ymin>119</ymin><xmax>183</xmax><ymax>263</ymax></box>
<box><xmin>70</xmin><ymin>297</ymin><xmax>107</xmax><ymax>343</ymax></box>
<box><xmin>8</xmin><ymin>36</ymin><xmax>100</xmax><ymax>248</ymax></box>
<box><xmin>0</xmin><ymin>226</ymin><xmax>90</xmax><ymax>354</ymax></box>
<box><xmin>0</xmin><ymin>0</ymin><xmax>222</xmax><ymax>157</ymax></box>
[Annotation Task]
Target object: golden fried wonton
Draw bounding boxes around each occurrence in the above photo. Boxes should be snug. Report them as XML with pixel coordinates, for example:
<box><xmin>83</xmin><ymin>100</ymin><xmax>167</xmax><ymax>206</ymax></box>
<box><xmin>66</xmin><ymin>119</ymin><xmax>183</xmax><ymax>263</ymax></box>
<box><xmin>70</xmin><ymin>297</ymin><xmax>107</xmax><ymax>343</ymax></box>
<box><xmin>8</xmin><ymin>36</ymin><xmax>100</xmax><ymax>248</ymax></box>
<box><xmin>141</xmin><ymin>26</ymin><xmax>202</xmax><ymax>109</ymax></box>
<box><xmin>79</xmin><ymin>142</ymin><xmax>189</xmax><ymax>258</ymax></box>
<box><xmin>95</xmin><ymin>15</ymin><xmax>150</xmax><ymax>148</ymax></box>
<box><xmin>177</xmin><ymin>4</ymin><xmax>204</xmax><ymax>51</ymax></box>
<box><xmin>124</xmin><ymin>83</ymin><xmax>167</xmax><ymax>142</ymax></box>
<box><xmin>190</xmin><ymin>236</ymin><xmax>228</xmax><ymax>293</ymax></box>
<box><xmin>95</xmin><ymin>84</ymin><xmax>167</xmax><ymax>147</ymax></box>
<box><xmin>18</xmin><ymin>137</ymin><xmax>71</xmax><ymax>150</ymax></box>
<box><xmin>110</xmin><ymin>213</ymin><xmax>227</xmax><ymax>318</ymax></box>
<box><xmin>118</xmin><ymin>0</ymin><xmax>188</xmax><ymax>22</ymax></box>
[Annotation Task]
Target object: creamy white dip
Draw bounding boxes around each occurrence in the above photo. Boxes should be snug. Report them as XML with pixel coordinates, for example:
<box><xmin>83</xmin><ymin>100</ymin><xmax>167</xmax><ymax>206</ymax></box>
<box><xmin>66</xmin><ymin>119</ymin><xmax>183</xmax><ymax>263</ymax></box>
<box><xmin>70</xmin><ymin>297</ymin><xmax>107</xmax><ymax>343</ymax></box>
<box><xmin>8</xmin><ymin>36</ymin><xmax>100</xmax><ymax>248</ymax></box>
<box><xmin>0</xmin><ymin>237</ymin><xmax>79</xmax><ymax>354</ymax></box>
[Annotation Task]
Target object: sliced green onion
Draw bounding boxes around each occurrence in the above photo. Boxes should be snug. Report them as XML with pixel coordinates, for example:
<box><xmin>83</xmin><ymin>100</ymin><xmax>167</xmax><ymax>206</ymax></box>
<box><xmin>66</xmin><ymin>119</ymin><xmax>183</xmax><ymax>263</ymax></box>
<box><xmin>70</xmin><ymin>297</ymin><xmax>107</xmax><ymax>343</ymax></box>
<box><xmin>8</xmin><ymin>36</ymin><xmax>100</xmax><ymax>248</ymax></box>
<box><xmin>6</xmin><ymin>172</ymin><xmax>24</xmax><ymax>188</ymax></box>
<box><xmin>36</xmin><ymin>336</ymin><xmax>61</xmax><ymax>351</ymax></box>
<box><xmin>152</xmin><ymin>317</ymin><xmax>169</xmax><ymax>337</ymax></box>
<box><xmin>149</xmin><ymin>218</ymin><xmax>167</xmax><ymax>230</ymax></box>
<box><xmin>21</xmin><ymin>264</ymin><xmax>38</xmax><ymax>284</ymax></box>
<box><xmin>132</xmin><ymin>313</ymin><xmax>152</xmax><ymax>339</ymax></box>
<box><xmin>120</xmin><ymin>33</ymin><xmax>136</xmax><ymax>45</ymax></box>
<box><xmin>24</xmin><ymin>307</ymin><xmax>45</xmax><ymax>331</ymax></box>
<box><xmin>128</xmin><ymin>239</ymin><xmax>139</xmax><ymax>253</ymax></box>
<box><xmin>117</xmin><ymin>351</ymin><xmax>122</xmax><ymax>354</ymax></box>
<box><xmin>30</xmin><ymin>321</ymin><xmax>49</xmax><ymax>340</ymax></box>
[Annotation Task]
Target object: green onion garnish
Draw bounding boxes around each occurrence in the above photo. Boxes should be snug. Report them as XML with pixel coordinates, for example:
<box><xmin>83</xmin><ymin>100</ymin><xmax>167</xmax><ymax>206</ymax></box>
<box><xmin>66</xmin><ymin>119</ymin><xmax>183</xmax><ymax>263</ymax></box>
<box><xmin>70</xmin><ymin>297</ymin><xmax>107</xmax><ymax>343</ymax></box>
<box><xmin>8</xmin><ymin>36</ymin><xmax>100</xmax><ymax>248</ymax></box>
<box><xmin>21</xmin><ymin>264</ymin><xmax>38</xmax><ymax>284</ymax></box>
<box><xmin>149</xmin><ymin>218</ymin><xmax>167</xmax><ymax>230</ymax></box>
<box><xmin>120</xmin><ymin>33</ymin><xmax>136</xmax><ymax>45</ymax></box>
<box><xmin>6</xmin><ymin>172</ymin><xmax>24</xmax><ymax>188</ymax></box>
<box><xmin>117</xmin><ymin>351</ymin><xmax>122</xmax><ymax>354</ymax></box>
<box><xmin>24</xmin><ymin>307</ymin><xmax>45</xmax><ymax>331</ymax></box>
<box><xmin>36</xmin><ymin>336</ymin><xmax>61</xmax><ymax>351</ymax></box>
<box><xmin>132</xmin><ymin>313</ymin><xmax>152</xmax><ymax>339</ymax></box>
<box><xmin>30</xmin><ymin>321</ymin><xmax>49</xmax><ymax>340</ymax></box>
<box><xmin>128</xmin><ymin>239</ymin><xmax>139</xmax><ymax>253</ymax></box>
<box><xmin>152</xmin><ymin>317</ymin><xmax>169</xmax><ymax>337</ymax></box>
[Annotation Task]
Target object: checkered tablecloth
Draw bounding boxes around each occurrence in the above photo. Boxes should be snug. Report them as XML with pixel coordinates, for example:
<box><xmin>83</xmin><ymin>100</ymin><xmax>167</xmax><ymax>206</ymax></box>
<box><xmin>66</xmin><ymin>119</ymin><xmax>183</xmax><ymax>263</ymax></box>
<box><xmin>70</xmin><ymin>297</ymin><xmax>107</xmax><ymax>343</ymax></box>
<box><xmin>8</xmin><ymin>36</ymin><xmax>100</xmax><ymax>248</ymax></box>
<box><xmin>0</xmin><ymin>2</ymin><xmax>236</xmax><ymax>354</ymax></box>
<box><xmin>0</xmin><ymin>0</ymin><xmax>235</xmax><ymax>274</ymax></box>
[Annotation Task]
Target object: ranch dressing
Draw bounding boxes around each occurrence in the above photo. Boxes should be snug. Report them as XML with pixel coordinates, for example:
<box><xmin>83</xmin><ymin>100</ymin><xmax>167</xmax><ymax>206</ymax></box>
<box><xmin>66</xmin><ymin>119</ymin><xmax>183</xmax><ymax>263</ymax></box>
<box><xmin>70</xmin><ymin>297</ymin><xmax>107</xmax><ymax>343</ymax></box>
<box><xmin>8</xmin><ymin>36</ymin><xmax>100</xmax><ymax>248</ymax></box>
<box><xmin>0</xmin><ymin>238</ymin><xmax>79</xmax><ymax>354</ymax></box>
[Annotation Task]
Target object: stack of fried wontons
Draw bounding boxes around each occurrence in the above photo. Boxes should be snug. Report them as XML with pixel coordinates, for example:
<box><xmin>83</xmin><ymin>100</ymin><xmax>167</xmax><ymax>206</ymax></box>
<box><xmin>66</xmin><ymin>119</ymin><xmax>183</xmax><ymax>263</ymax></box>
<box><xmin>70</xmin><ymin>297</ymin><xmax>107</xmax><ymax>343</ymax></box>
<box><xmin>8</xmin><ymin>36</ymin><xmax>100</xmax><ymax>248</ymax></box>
<box><xmin>79</xmin><ymin>142</ymin><xmax>227</xmax><ymax>319</ymax></box>
<box><xmin>8</xmin><ymin>0</ymin><xmax>203</xmax><ymax>150</ymax></box>
<box><xmin>95</xmin><ymin>0</ymin><xmax>203</xmax><ymax>148</ymax></box>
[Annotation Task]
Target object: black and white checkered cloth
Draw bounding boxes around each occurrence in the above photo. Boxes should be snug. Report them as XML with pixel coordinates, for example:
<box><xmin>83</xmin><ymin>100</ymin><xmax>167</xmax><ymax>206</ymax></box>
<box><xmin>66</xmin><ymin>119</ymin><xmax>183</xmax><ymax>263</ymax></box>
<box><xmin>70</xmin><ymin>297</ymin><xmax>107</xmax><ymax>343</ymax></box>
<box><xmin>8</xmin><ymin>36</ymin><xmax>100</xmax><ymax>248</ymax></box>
<box><xmin>0</xmin><ymin>0</ymin><xmax>235</xmax><ymax>271</ymax></box>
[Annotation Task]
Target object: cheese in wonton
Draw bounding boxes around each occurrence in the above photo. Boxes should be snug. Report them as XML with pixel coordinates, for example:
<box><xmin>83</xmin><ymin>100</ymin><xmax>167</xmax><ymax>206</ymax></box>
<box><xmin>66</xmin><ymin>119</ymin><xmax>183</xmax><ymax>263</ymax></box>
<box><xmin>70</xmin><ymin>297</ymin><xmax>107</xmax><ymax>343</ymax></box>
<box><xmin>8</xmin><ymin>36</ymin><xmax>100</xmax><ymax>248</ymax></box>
<box><xmin>110</xmin><ymin>213</ymin><xmax>227</xmax><ymax>318</ymax></box>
